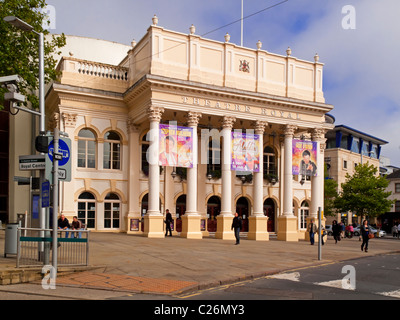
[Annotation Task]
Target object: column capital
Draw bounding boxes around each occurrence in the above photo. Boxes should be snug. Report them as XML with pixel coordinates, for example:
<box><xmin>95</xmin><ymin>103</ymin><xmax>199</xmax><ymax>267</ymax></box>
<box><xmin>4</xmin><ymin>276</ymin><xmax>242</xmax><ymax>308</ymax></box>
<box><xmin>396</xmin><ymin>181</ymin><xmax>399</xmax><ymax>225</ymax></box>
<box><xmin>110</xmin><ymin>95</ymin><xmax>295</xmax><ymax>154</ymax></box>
<box><xmin>311</xmin><ymin>127</ymin><xmax>327</xmax><ymax>141</ymax></box>
<box><xmin>61</xmin><ymin>112</ymin><xmax>78</xmax><ymax>128</ymax></box>
<box><xmin>222</xmin><ymin>116</ymin><xmax>236</xmax><ymax>129</ymax></box>
<box><xmin>254</xmin><ymin>120</ymin><xmax>268</xmax><ymax>134</ymax></box>
<box><xmin>147</xmin><ymin>106</ymin><xmax>164</xmax><ymax>122</ymax></box>
<box><xmin>187</xmin><ymin>111</ymin><xmax>202</xmax><ymax>127</ymax></box>
<box><xmin>283</xmin><ymin>124</ymin><xmax>298</xmax><ymax>137</ymax></box>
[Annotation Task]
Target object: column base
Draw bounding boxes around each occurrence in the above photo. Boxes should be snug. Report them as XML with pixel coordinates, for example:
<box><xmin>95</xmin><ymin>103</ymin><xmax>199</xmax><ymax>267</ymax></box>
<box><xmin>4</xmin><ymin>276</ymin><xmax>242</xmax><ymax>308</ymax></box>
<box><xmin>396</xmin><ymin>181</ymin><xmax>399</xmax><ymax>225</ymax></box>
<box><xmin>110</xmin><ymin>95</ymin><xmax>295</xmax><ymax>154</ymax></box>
<box><xmin>143</xmin><ymin>215</ymin><xmax>165</xmax><ymax>238</ymax></box>
<box><xmin>277</xmin><ymin>216</ymin><xmax>298</xmax><ymax>241</ymax></box>
<box><xmin>215</xmin><ymin>215</ymin><xmax>235</xmax><ymax>240</ymax></box>
<box><xmin>180</xmin><ymin>214</ymin><xmax>203</xmax><ymax>239</ymax></box>
<box><xmin>248</xmin><ymin>216</ymin><xmax>269</xmax><ymax>241</ymax></box>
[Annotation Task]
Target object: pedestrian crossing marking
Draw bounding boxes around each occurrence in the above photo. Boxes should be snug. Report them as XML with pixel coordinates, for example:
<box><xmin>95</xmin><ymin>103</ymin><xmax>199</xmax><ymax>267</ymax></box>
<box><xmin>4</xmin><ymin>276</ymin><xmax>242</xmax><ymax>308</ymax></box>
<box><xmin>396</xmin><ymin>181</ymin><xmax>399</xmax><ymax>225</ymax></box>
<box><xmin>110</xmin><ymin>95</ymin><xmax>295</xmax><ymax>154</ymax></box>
<box><xmin>377</xmin><ymin>289</ymin><xmax>400</xmax><ymax>299</ymax></box>
<box><xmin>268</xmin><ymin>272</ymin><xmax>300</xmax><ymax>282</ymax></box>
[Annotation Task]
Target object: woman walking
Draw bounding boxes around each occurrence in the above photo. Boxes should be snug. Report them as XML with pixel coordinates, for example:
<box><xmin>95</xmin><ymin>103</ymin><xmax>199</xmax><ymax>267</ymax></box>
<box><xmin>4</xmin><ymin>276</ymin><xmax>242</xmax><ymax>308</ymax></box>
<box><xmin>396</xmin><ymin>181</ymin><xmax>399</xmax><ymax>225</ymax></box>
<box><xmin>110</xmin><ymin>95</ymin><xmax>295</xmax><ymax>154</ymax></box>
<box><xmin>360</xmin><ymin>220</ymin><xmax>372</xmax><ymax>253</ymax></box>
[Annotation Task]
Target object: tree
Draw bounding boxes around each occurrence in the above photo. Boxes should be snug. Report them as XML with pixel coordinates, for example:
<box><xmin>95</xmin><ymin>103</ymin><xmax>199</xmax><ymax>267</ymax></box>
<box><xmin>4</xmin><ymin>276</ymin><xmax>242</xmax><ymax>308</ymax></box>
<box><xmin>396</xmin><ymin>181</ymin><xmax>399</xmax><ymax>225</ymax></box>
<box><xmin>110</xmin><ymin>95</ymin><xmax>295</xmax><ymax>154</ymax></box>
<box><xmin>0</xmin><ymin>0</ymin><xmax>66</xmax><ymax>109</ymax></box>
<box><xmin>324</xmin><ymin>164</ymin><xmax>338</xmax><ymax>217</ymax></box>
<box><xmin>334</xmin><ymin>163</ymin><xmax>394</xmax><ymax>220</ymax></box>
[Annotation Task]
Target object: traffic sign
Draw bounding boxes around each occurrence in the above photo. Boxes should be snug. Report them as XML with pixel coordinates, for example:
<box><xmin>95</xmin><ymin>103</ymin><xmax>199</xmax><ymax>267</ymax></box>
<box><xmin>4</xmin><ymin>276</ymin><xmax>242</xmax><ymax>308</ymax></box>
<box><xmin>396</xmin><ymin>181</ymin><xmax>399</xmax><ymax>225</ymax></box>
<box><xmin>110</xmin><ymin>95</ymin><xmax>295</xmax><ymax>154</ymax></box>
<box><xmin>45</xmin><ymin>136</ymin><xmax>71</xmax><ymax>182</ymax></box>
<box><xmin>42</xmin><ymin>181</ymin><xmax>50</xmax><ymax>208</ymax></box>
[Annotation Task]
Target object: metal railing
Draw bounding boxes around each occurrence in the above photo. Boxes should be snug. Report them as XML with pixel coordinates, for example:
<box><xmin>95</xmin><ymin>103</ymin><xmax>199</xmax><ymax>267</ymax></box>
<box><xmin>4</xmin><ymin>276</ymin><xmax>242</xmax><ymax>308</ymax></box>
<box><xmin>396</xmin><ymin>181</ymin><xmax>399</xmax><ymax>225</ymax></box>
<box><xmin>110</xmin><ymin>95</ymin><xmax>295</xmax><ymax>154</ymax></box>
<box><xmin>17</xmin><ymin>228</ymin><xmax>90</xmax><ymax>268</ymax></box>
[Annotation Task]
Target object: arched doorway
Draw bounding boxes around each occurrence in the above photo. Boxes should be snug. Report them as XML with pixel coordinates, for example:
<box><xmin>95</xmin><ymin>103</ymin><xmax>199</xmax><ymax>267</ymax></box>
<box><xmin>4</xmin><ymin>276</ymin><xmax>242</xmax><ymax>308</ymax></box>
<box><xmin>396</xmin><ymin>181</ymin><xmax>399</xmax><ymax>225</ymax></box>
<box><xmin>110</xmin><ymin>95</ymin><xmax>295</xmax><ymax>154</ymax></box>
<box><xmin>236</xmin><ymin>197</ymin><xmax>249</xmax><ymax>232</ymax></box>
<box><xmin>78</xmin><ymin>192</ymin><xmax>96</xmax><ymax>229</ymax></box>
<box><xmin>264</xmin><ymin>198</ymin><xmax>275</xmax><ymax>232</ymax></box>
<box><xmin>207</xmin><ymin>196</ymin><xmax>221</xmax><ymax>232</ymax></box>
<box><xmin>176</xmin><ymin>194</ymin><xmax>186</xmax><ymax>232</ymax></box>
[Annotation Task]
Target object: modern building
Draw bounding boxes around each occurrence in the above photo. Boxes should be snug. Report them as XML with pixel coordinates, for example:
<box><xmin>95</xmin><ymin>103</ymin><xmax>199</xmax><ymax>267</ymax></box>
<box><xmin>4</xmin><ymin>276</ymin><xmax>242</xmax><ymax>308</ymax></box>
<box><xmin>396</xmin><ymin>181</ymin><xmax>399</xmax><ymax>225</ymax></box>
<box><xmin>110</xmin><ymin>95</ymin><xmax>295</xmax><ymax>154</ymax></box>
<box><xmin>324</xmin><ymin>123</ymin><xmax>388</xmax><ymax>225</ymax></box>
<box><xmin>5</xmin><ymin>16</ymin><xmax>335</xmax><ymax>241</ymax></box>
<box><xmin>380</xmin><ymin>170</ymin><xmax>400</xmax><ymax>233</ymax></box>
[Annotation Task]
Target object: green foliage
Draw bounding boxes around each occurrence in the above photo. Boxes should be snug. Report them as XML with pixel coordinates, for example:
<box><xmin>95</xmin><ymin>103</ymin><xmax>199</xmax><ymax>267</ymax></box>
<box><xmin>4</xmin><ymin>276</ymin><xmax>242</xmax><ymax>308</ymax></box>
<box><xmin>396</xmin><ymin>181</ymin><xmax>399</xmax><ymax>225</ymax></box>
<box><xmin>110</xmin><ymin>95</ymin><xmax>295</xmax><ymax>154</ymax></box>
<box><xmin>334</xmin><ymin>163</ymin><xmax>394</xmax><ymax>218</ymax></box>
<box><xmin>0</xmin><ymin>0</ymin><xmax>66</xmax><ymax>109</ymax></box>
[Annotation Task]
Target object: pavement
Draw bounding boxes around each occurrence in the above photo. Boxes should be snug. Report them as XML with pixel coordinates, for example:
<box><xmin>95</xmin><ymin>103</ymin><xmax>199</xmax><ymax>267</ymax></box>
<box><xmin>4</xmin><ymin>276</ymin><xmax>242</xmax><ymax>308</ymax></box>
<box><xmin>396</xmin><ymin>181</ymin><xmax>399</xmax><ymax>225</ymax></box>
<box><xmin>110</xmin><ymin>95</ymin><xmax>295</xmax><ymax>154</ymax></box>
<box><xmin>0</xmin><ymin>231</ymin><xmax>399</xmax><ymax>298</ymax></box>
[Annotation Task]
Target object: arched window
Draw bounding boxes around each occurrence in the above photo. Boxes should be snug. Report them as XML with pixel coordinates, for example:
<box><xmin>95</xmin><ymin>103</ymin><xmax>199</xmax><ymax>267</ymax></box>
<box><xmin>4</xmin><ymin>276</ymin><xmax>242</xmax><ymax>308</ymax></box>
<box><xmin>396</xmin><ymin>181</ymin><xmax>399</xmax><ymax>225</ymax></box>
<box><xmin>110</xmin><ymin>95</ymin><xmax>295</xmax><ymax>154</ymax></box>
<box><xmin>78</xmin><ymin>129</ymin><xmax>96</xmax><ymax>168</ymax></box>
<box><xmin>141</xmin><ymin>132</ymin><xmax>150</xmax><ymax>176</ymax></box>
<box><xmin>300</xmin><ymin>201</ymin><xmax>310</xmax><ymax>229</ymax></box>
<box><xmin>104</xmin><ymin>193</ymin><xmax>120</xmax><ymax>229</ymax></box>
<box><xmin>263</xmin><ymin>146</ymin><xmax>276</xmax><ymax>177</ymax></box>
<box><xmin>78</xmin><ymin>192</ymin><xmax>96</xmax><ymax>229</ymax></box>
<box><xmin>104</xmin><ymin>131</ymin><xmax>121</xmax><ymax>170</ymax></box>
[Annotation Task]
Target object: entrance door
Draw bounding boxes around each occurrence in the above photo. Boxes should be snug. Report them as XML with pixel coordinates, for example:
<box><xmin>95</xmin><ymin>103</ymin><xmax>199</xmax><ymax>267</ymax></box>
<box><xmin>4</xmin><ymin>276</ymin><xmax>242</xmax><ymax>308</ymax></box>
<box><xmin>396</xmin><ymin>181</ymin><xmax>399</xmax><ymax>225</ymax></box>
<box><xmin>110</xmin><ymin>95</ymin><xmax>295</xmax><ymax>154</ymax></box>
<box><xmin>236</xmin><ymin>197</ymin><xmax>249</xmax><ymax>232</ymax></box>
<box><xmin>264</xmin><ymin>198</ymin><xmax>275</xmax><ymax>232</ymax></box>
<box><xmin>207</xmin><ymin>196</ymin><xmax>221</xmax><ymax>232</ymax></box>
<box><xmin>176</xmin><ymin>195</ymin><xmax>186</xmax><ymax>232</ymax></box>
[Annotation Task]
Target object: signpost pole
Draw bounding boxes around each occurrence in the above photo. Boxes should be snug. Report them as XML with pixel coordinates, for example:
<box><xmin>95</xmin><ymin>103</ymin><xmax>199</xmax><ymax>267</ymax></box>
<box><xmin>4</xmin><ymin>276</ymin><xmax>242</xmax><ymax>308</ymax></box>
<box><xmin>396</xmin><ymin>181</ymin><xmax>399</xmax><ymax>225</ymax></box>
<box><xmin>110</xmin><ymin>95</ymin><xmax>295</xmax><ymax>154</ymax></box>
<box><xmin>318</xmin><ymin>207</ymin><xmax>322</xmax><ymax>261</ymax></box>
<box><xmin>52</xmin><ymin>127</ymin><xmax>59</xmax><ymax>277</ymax></box>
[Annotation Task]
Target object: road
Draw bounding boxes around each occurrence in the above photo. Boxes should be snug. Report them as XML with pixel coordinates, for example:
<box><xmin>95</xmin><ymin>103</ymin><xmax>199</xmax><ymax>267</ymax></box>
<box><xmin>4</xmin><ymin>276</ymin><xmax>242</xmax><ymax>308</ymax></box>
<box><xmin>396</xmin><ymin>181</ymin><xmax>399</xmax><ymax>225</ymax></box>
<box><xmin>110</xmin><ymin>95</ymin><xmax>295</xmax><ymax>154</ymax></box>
<box><xmin>174</xmin><ymin>252</ymin><xmax>400</xmax><ymax>300</ymax></box>
<box><xmin>0</xmin><ymin>253</ymin><xmax>398</xmax><ymax>303</ymax></box>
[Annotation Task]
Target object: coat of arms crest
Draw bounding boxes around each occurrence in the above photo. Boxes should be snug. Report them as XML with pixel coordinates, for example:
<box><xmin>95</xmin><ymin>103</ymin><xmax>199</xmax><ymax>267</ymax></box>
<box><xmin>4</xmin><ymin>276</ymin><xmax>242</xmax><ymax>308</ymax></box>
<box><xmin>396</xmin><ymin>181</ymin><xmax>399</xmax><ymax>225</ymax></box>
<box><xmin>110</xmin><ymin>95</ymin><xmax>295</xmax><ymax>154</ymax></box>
<box><xmin>239</xmin><ymin>60</ymin><xmax>250</xmax><ymax>73</ymax></box>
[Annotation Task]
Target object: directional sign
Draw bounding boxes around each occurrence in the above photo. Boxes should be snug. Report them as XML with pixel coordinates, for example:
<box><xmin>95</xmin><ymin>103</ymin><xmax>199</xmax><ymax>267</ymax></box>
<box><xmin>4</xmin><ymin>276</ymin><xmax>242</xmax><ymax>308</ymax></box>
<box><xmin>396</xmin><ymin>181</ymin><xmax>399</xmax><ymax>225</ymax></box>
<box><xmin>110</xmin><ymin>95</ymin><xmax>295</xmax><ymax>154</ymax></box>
<box><xmin>41</xmin><ymin>181</ymin><xmax>50</xmax><ymax>208</ymax></box>
<box><xmin>19</xmin><ymin>155</ymin><xmax>46</xmax><ymax>171</ymax></box>
<box><xmin>45</xmin><ymin>137</ymin><xmax>72</xmax><ymax>182</ymax></box>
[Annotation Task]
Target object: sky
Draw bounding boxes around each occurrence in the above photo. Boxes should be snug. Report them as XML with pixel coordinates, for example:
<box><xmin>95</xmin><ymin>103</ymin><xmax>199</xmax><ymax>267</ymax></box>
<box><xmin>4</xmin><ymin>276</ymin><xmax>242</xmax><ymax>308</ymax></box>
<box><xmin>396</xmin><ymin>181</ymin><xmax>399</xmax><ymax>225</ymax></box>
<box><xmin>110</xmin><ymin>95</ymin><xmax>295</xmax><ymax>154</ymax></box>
<box><xmin>46</xmin><ymin>0</ymin><xmax>400</xmax><ymax>167</ymax></box>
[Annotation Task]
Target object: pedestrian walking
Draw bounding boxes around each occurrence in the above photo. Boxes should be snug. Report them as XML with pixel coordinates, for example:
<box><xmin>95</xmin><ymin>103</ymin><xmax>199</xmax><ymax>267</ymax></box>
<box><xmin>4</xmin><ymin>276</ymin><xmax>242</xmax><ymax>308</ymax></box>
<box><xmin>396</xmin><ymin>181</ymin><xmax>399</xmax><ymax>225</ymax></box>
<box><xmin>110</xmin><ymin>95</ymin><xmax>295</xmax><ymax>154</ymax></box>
<box><xmin>392</xmin><ymin>224</ymin><xmax>398</xmax><ymax>238</ymax></box>
<box><xmin>397</xmin><ymin>223</ymin><xmax>400</xmax><ymax>239</ymax></box>
<box><xmin>164</xmin><ymin>209</ymin><xmax>173</xmax><ymax>237</ymax></box>
<box><xmin>360</xmin><ymin>219</ymin><xmax>372</xmax><ymax>252</ymax></box>
<box><xmin>307</xmin><ymin>219</ymin><xmax>317</xmax><ymax>245</ymax></box>
<box><xmin>332</xmin><ymin>220</ymin><xmax>341</xmax><ymax>244</ymax></box>
<box><xmin>231</xmin><ymin>212</ymin><xmax>242</xmax><ymax>245</ymax></box>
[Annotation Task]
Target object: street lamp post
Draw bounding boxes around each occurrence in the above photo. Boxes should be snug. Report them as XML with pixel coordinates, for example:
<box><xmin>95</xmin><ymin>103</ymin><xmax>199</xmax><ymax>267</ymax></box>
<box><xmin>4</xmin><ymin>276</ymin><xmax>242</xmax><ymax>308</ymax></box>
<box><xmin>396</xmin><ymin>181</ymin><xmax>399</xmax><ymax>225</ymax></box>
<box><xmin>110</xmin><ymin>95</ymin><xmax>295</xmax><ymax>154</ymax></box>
<box><xmin>4</xmin><ymin>16</ymin><xmax>49</xmax><ymax>263</ymax></box>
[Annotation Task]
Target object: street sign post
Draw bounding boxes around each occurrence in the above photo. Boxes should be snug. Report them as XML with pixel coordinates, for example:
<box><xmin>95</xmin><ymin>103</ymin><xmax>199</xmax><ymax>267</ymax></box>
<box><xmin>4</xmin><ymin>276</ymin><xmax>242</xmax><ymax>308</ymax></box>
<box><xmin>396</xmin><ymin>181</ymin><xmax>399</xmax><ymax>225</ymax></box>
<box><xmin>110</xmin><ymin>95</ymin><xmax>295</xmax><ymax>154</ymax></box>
<box><xmin>19</xmin><ymin>155</ymin><xmax>45</xmax><ymax>171</ymax></box>
<box><xmin>45</xmin><ymin>136</ymin><xmax>71</xmax><ymax>182</ymax></box>
<box><xmin>41</xmin><ymin>181</ymin><xmax>50</xmax><ymax>208</ymax></box>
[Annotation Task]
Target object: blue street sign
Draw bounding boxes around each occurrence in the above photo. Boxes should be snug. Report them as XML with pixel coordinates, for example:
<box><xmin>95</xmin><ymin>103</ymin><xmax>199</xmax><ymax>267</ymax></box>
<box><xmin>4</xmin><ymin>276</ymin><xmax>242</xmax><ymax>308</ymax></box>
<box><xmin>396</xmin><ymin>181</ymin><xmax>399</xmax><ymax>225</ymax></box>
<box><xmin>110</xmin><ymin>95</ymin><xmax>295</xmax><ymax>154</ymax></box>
<box><xmin>42</xmin><ymin>181</ymin><xmax>50</xmax><ymax>208</ymax></box>
<box><xmin>48</xmin><ymin>139</ymin><xmax>70</xmax><ymax>166</ymax></box>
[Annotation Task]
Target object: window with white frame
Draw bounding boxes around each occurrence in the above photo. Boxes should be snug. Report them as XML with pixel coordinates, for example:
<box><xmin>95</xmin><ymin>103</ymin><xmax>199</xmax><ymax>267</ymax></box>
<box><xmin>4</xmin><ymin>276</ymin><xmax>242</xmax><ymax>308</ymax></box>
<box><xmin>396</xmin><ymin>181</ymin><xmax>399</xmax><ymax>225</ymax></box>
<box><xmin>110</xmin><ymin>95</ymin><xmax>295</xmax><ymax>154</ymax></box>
<box><xmin>78</xmin><ymin>129</ymin><xmax>96</xmax><ymax>168</ymax></box>
<box><xmin>78</xmin><ymin>192</ymin><xmax>96</xmax><ymax>229</ymax></box>
<box><xmin>104</xmin><ymin>193</ymin><xmax>120</xmax><ymax>229</ymax></box>
<box><xmin>300</xmin><ymin>201</ymin><xmax>310</xmax><ymax>229</ymax></box>
<box><xmin>104</xmin><ymin>131</ymin><xmax>121</xmax><ymax>170</ymax></box>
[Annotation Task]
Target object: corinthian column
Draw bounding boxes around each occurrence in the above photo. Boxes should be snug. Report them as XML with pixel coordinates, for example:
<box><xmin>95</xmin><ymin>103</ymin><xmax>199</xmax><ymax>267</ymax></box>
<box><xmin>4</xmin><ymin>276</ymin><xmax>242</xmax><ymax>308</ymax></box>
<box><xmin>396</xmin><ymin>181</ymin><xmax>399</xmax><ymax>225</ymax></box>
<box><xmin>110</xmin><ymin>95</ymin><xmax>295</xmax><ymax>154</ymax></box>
<box><xmin>181</xmin><ymin>111</ymin><xmax>202</xmax><ymax>239</ymax></box>
<box><xmin>215</xmin><ymin>116</ymin><xmax>236</xmax><ymax>240</ymax></box>
<box><xmin>277</xmin><ymin>124</ymin><xmax>298</xmax><ymax>241</ymax></box>
<box><xmin>144</xmin><ymin>106</ymin><xmax>164</xmax><ymax>238</ymax></box>
<box><xmin>248</xmin><ymin>121</ymin><xmax>269</xmax><ymax>241</ymax></box>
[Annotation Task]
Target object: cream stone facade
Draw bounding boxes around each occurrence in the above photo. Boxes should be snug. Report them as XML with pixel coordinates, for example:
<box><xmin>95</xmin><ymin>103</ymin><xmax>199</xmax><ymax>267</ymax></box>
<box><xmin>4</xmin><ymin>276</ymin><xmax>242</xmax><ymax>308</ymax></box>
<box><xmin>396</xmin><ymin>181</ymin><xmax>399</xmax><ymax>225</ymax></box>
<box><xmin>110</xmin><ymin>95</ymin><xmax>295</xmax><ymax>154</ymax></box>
<box><xmin>9</xmin><ymin>17</ymin><xmax>336</xmax><ymax>241</ymax></box>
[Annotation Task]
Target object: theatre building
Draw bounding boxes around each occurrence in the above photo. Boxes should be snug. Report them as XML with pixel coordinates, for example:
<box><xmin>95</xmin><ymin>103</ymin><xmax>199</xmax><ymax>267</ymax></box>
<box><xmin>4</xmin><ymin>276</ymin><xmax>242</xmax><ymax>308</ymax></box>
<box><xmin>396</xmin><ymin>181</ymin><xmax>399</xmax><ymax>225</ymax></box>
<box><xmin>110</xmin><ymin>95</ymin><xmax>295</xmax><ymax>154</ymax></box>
<box><xmin>43</xmin><ymin>16</ymin><xmax>334</xmax><ymax>241</ymax></box>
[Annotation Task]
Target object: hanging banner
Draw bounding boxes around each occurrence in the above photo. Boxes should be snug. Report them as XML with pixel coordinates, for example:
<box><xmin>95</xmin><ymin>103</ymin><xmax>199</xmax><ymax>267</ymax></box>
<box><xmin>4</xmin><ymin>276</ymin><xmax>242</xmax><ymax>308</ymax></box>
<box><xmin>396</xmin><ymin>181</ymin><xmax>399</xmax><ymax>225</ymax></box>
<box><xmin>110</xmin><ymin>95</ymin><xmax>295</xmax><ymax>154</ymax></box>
<box><xmin>231</xmin><ymin>132</ymin><xmax>260</xmax><ymax>172</ymax></box>
<box><xmin>292</xmin><ymin>139</ymin><xmax>318</xmax><ymax>176</ymax></box>
<box><xmin>159</xmin><ymin>124</ymin><xmax>193</xmax><ymax>168</ymax></box>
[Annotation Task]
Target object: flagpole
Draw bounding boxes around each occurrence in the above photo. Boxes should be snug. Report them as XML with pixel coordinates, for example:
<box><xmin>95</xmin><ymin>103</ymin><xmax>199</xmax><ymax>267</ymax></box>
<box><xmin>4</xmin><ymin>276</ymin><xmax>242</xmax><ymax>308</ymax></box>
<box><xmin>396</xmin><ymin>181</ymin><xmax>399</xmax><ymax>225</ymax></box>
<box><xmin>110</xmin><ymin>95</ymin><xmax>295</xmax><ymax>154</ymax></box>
<box><xmin>241</xmin><ymin>0</ymin><xmax>243</xmax><ymax>46</ymax></box>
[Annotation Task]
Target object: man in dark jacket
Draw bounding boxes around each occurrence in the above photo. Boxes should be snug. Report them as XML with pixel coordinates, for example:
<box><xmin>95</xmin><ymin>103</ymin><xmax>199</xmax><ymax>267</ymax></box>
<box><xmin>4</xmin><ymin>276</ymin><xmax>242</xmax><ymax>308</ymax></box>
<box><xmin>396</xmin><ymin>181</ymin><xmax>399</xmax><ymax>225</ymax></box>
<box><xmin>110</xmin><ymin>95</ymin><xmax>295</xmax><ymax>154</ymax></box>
<box><xmin>231</xmin><ymin>212</ymin><xmax>242</xmax><ymax>245</ymax></box>
<box><xmin>57</xmin><ymin>214</ymin><xmax>70</xmax><ymax>238</ymax></box>
<box><xmin>165</xmin><ymin>209</ymin><xmax>173</xmax><ymax>237</ymax></box>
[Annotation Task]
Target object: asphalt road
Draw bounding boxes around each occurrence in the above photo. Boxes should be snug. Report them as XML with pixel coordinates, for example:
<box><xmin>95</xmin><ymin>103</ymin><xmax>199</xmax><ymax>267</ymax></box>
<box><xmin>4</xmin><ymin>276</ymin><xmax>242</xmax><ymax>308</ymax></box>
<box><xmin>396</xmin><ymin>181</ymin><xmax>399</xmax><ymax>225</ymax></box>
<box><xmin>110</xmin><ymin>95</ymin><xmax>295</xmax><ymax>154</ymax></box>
<box><xmin>0</xmin><ymin>253</ymin><xmax>398</xmax><ymax>303</ymax></box>
<box><xmin>174</xmin><ymin>252</ymin><xmax>400</xmax><ymax>300</ymax></box>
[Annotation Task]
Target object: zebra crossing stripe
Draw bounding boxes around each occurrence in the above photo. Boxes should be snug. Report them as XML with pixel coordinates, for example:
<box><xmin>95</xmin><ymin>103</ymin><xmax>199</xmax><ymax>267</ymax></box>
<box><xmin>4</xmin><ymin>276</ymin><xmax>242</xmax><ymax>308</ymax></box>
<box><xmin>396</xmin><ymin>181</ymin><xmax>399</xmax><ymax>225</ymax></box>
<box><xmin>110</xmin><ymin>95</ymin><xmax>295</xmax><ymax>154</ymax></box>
<box><xmin>377</xmin><ymin>290</ymin><xmax>400</xmax><ymax>299</ymax></box>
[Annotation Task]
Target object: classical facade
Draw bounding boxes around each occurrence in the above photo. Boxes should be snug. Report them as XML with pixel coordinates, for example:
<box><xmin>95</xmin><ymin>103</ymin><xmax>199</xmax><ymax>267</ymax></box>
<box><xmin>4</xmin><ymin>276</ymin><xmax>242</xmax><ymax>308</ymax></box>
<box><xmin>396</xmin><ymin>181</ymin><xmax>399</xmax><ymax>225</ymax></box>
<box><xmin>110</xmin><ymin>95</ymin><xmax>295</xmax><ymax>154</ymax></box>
<box><xmin>41</xmin><ymin>17</ymin><xmax>334</xmax><ymax>241</ymax></box>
